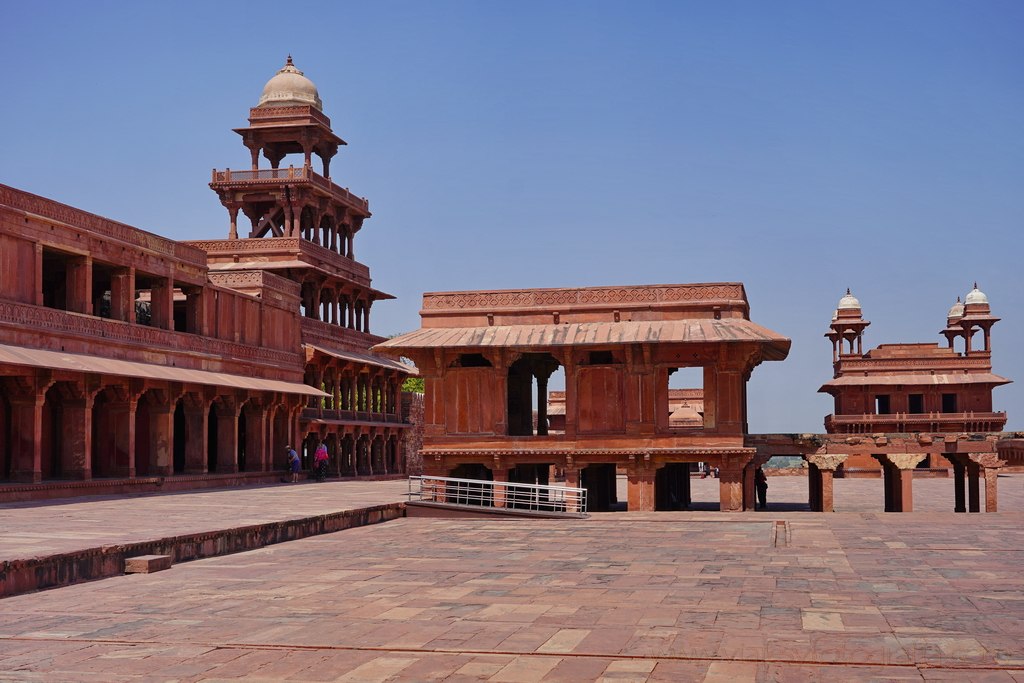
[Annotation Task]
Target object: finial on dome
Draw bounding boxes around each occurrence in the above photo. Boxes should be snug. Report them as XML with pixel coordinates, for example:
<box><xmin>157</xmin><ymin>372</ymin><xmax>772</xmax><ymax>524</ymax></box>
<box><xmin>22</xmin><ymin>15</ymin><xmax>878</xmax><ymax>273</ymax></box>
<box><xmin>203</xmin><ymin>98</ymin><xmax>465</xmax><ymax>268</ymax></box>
<box><xmin>846</xmin><ymin>287</ymin><xmax>851</xmax><ymax>295</ymax></box>
<box><xmin>286</xmin><ymin>54</ymin><xmax>294</xmax><ymax>66</ymax></box>
<box><xmin>974</xmin><ymin>281</ymin><xmax>978</xmax><ymax>290</ymax></box>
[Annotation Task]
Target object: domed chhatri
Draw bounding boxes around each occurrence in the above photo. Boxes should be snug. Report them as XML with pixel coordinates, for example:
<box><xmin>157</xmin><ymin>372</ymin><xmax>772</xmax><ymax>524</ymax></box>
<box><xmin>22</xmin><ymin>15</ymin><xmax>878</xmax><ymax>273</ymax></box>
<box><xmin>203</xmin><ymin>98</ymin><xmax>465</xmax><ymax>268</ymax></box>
<box><xmin>258</xmin><ymin>55</ymin><xmax>323</xmax><ymax>110</ymax></box>
<box><xmin>965</xmin><ymin>282</ymin><xmax>989</xmax><ymax>306</ymax></box>
<box><xmin>837</xmin><ymin>288</ymin><xmax>861</xmax><ymax>311</ymax></box>
<box><xmin>947</xmin><ymin>296</ymin><xmax>964</xmax><ymax>322</ymax></box>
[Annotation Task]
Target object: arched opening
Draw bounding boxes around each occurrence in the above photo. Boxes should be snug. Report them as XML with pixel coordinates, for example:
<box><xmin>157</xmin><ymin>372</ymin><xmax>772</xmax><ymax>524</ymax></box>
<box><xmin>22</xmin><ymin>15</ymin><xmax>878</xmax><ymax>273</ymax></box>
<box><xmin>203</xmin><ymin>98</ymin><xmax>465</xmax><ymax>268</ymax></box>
<box><xmin>355</xmin><ymin>435</ymin><xmax>370</xmax><ymax>475</ymax></box>
<box><xmin>207</xmin><ymin>403</ymin><xmax>219</xmax><ymax>473</ymax></box>
<box><xmin>507</xmin><ymin>353</ymin><xmax>561</xmax><ymax>436</ymax></box>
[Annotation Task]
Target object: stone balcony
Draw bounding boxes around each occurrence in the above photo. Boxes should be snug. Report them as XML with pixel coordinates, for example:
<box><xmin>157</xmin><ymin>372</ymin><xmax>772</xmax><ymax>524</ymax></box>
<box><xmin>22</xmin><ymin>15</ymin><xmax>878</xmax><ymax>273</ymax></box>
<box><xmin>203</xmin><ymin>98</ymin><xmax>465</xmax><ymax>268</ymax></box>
<box><xmin>210</xmin><ymin>166</ymin><xmax>369</xmax><ymax>215</ymax></box>
<box><xmin>825</xmin><ymin>411</ymin><xmax>1007</xmax><ymax>434</ymax></box>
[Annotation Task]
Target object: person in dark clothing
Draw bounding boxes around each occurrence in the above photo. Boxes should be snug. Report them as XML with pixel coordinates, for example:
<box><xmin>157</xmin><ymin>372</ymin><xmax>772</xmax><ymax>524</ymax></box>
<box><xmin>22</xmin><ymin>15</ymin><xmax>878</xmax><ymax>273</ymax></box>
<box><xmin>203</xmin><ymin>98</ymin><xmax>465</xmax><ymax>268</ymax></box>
<box><xmin>755</xmin><ymin>467</ymin><xmax>768</xmax><ymax>510</ymax></box>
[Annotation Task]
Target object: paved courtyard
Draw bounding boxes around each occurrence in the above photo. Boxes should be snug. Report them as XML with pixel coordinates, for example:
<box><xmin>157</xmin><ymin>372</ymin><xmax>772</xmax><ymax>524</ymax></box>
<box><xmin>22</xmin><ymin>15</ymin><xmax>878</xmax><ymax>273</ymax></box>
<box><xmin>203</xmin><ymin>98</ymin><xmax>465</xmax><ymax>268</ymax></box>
<box><xmin>1</xmin><ymin>475</ymin><xmax>1023</xmax><ymax>681</ymax></box>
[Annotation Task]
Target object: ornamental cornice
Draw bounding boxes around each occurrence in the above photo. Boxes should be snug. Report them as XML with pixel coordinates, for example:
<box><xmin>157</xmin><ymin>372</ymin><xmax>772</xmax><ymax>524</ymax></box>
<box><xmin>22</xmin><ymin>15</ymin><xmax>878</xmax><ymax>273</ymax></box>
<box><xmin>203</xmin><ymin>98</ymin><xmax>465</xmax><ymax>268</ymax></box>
<box><xmin>422</xmin><ymin>284</ymin><xmax>746</xmax><ymax>311</ymax></box>
<box><xmin>0</xmin><ymin>185</ymin><xmax>206</xmax><ymax>266</ymax></box>
<box><xmin>0</xmin><ymin>300</ymin><xmax>301</xmax><ymax>371</ymax></box>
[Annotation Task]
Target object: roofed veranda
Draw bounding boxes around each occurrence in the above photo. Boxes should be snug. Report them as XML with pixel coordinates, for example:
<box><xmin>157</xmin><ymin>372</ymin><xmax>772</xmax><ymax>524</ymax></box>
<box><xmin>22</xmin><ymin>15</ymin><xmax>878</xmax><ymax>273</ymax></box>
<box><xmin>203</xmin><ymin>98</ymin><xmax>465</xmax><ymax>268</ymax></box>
<box><xmin>0</xmin><ymin>57</ymin><xmax>414</xmax><ymax>498</ymax></box>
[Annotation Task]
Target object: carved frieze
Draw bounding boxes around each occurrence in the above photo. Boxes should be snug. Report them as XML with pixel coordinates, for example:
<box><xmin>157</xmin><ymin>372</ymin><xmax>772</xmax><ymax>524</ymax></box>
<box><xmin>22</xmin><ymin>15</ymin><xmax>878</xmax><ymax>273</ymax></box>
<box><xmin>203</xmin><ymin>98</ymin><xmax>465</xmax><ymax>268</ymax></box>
<box><xmin>422</xmin><ymin>283</ymin><xmax>746</xmax><ymax>311</ymax></box>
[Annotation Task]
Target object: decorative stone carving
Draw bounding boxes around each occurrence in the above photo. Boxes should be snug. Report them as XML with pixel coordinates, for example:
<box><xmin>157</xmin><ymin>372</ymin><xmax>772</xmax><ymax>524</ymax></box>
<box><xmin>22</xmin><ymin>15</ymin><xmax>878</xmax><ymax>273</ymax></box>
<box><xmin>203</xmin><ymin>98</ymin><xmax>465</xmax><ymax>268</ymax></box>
<box><xmin>805</xmin><ymin>454</ymin><xmax>848</xmax><ymax>471</ymax></box>
<box><xmin>881</xmin><ymin>453</ymin><xmax>927</xmax><ymax>470</ymax></box>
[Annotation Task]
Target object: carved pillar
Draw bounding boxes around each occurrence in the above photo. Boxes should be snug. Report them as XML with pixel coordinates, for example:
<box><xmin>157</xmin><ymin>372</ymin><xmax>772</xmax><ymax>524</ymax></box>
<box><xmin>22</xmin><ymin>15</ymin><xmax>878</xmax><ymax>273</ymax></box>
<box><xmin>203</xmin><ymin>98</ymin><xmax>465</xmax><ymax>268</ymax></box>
<box><xmin>967</xmin><ymin>461</ymin><xmax>981</xmax><ymax>513</ymax></box>
<box><xmin>228</xmin><ymin>205</ymin><xmax>240</xmax><ymax>240</ymax></box>
<box><xmin>742</xmin><ymin>463</ymin><xmax>756</xmax><ymax>511</ymax></box>
<box><xmin>184</xmin><ymin>287</ymin><xmax>207</xmax><ymax>336</ymax></box>
<box><xmin>150</xmin><ymin>277</ymin><xmax>175</xmax><ymax>331</ymax></box>
<box><xmin>8</xmin><ymin>378</ymin><xmax>49</xmax><ymax>484</ymax></box>
<box><xmin>564</xmin><ymin>465</ymin><xmax>580</xmax><ymax>512</ymax></box>
<box><xmin>61</xmin><ymin>387</ymin><xmax>96</xmax><ymax>480</ymax></box>
<box><xmin>879</xmin><ymin>454</ymin><xmax>926</xmax><ymax>512</ymax></box>
<box><xmin>182</xmin><ymin>394</ymin><xmax>208</xmax><ymax>474</ymax></box>
<box><xmin>804</xmin><ymin>454</ymin><xmax>848</xmax><ymax>512</ymax></box>
<box><xmin>110</xmin><ymin>267</ymin><xmax>135</xmax><ymax>323</ymax></box>
<box><xmin>969</xmin><ymin>453</ymin><xmax>1005</xmax><ymax>513</ymax></box>
<box><xmin>66</xmin><ymin>256</ymin><xmax>92</xmax><ymax>315</ymax></box>
<box><xmin>147</xmin><ymin>391</ymin><xmax>176</xmax><ymax>477</ymax></box>
<box><xmin>952</xmin><ymin>459</ymin><xmax>966</xmax><ymax>512</ymax></box>
<box><xmin>627</xmin><ymin>462</ymin><xmax>655</xmax><ymax>512</ymax></box>
<box><xmin>718</xmin><ymin>463</ymin><xmax>745</xmax><ymax>512</ymax></box>
<box><xmin>245</xmin><ymin>402</ymin><xmax>267</xmax><ymax>473</ymax></box>
<box><xmin>109</xmin><ymin>391</ymin><xmax>139</xmax><ymax>478</ymax></box>
<box><xmin>216</xmin><ymin>397</ymin><xmax>240</xmax><ymax>474</ymax></box>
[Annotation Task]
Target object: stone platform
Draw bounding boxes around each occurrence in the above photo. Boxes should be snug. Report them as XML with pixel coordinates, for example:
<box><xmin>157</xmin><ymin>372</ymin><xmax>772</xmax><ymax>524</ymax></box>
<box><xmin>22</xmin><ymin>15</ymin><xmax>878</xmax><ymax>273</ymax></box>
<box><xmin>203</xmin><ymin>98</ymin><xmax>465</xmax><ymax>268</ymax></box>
<box><xmin>1</xmin><ymin>476</ymin><xmax>1023</xmax><ymax>680</ymax></box>
<box><xmin>0</xmin><ymin>480</ymin><xmax>410</xmax><ymax>598</ymax></box>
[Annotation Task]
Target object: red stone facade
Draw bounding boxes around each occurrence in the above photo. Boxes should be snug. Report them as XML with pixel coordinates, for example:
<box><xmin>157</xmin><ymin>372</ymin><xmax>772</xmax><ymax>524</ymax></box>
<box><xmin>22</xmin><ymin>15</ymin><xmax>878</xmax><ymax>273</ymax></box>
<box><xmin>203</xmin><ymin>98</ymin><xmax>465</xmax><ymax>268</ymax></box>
<box><xmin>376</xmin><ymin>283</ymin><xmax>790</xmax><ymax>511</ymax></box>
<box><xmin>0</xmin><ymin>59</ymin><xmax>413</xmax><ymax>498</ymax></box>
<box><xmin>820</xmin><ymin>287</ymin><xmax>1008</xmax><ymax>476</ymax></box>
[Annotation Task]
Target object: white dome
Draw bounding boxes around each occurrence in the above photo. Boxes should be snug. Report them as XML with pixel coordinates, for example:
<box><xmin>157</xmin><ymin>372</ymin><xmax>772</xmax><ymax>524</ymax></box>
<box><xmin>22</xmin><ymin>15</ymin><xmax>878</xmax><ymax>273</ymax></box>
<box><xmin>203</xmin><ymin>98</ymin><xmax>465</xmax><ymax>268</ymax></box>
<box><xmin>965</xmin><ymin>284</ymin><xmax>988</xmax><ymax>305</ymax></box>
<box><xmin>947</xmin><ymin>297</ymin><xmax>964</xmax><ymax>319</ymax></box>
<box><xmin>258</xmin><ymin>56</ymin><xmax>322</xmax><ymax>110</ymax></box>
<box><xmin>837</xmin><ymin>289</ymin><xmax>861</xmax><ymax>310</ymax></box>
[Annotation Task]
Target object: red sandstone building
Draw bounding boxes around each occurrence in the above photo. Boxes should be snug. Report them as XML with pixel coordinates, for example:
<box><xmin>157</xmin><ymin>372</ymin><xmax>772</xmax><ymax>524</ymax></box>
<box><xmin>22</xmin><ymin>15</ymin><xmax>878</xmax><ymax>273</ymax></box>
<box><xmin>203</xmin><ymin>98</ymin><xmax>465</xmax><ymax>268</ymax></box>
<box><xmin>376</xmin><ymin>283</ymin><xmax>790</xmax><ymax>512</ymax></box>
<box><xmin>749</xmin><ymin>286</ymin><xmax>1011</xmax><ymax>513</ymax></box>
<box><xmin>821</xmin><ymin>287</ymin><xmax>1008</xmax><ymax>476</ymax></box>
<box><xmin>0</xmin><ymin>58</ymin><xmax>413</xmax><ymax>498</ymax></box>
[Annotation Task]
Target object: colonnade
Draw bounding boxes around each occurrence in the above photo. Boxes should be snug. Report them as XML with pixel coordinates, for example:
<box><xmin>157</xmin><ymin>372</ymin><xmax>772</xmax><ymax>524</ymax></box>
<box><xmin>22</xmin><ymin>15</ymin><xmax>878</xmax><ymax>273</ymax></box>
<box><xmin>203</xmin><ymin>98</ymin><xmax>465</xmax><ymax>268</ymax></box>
<box><xmin>0</xmin><ymin>373</ymin><xmax>303</xmax><ymax>483</ymax></box>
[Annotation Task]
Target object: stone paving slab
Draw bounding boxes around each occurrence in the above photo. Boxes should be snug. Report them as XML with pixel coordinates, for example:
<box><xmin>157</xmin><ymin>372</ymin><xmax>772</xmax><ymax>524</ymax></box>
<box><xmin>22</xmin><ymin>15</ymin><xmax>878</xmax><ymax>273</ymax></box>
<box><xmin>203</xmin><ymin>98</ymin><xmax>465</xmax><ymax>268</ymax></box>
<box><xmin>0</xmin><ymin>479</ymin><xmax>410</xmax><ymax>562</ymax></box>
<box><xmin>1</xmin><ymin>508</ymin><xmax>1024</xmax><ymax>681</ymax></box>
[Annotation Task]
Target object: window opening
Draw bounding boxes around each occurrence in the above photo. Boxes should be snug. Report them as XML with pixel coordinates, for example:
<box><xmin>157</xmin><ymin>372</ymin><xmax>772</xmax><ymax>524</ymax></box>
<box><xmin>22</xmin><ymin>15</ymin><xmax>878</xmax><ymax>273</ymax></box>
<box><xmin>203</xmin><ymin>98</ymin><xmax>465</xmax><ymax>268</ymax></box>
<box><xmin>666</xmin><ymin>366</ymin><xmax>704</xmax><ymax>429</ymax></box>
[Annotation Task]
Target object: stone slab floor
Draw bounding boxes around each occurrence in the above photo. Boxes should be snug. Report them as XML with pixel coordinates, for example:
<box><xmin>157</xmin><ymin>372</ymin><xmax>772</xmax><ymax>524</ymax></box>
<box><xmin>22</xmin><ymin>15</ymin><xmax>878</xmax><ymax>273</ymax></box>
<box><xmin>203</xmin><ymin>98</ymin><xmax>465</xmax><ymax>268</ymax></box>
<box><xmin>2</xmin><ymin>497</ymin><xmax>1024</xmax><ymax>680</ymax></box>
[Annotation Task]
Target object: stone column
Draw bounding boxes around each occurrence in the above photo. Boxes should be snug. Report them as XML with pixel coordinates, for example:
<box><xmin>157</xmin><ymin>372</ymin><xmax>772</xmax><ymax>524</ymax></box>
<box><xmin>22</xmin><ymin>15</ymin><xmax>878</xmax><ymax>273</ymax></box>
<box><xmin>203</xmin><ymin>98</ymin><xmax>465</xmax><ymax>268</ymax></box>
<box><xmin>804</xmin><ymin>454</ymin><xmax>849</xmax><ymax>512</ymax></box>
<box><xmin>149</xmin><ymin>277</ymin><xmax>174</xmax><ymax>330</ymax></box>
<box><xmin>969</xmin><ymin>453</ymin><xmax>1005</xmax><ymax>513</ymax></box>
<box><xmin>8</xmin><ymin>385</ymin><xmax>46</xmax><ymax>484</ymax></box>
<box><xmin>879</xmin><ymin>454</ymin><xmax>927</xmax><ymax>512</ymax></box>
<box><xmin>967</xmin><ymin>461</ymin><xmax>981</xmax><ymax>513</ymax></box>
<box><xmin>718</xmin><ymin>455</ymin><xmax>750</xmax><ymax>512</ymax></box>
<box><xmin>952</xmin><ymin>459</ymin><xmax>966</xmax><ymax>513</ymax></box>
<box><xmin>109</xmin><ymin>394</ymin><xmax>139</xmax><ymax>478</ymax></box>
<box><xmin>491</xmin><ymin>466</ymin><xmax>508</xmax><ymax>508</ymax></box>
<box><xmin>536</xmin><ymin>374</ymin><xmax>549</xmax><ymax>436</ymax></box>
<box><xmin>742</xmin><ymin>463</ymin><xmax>756</xmax><ymax>511</ymax></box>
<box><xmin>245</xmin><ymin>402</ymin><xmax>267</xmax><ymax>473</ymax></box>
<box><xmin>216</xmin><ymin>398</ymin><xmax>240</xmax><ymax>474</ymax></box>
<box><xmin>110</xmin><ymin>268</ymin><xmax>135</xmax><ymax>322</ymax></box>
<box><xmin>627</xmin><ymin>462</ymin><xmax>655</xmax><ymax>512</ymax></box>
<box><xmin>182</xmin><ymin>395</ymin><xmax>208</xmax><ymax>474</ymax></box>
<box><xmin>61</xmin><ymin>393</ymin><xmax>94</xmax><ymax>479</ymax></box>
<box><xmin>564</xmin><ymin>465</ymin><xmax>580</xmax><ymax>512</ymax></box>
<box><xmin>66</xmin><ymin>256</ymin><xmax>92</xmax><ymax>315</ymax></box>
<box><xmin>148</xmin><ymin>393</ymin><xmax>176</xmax><ymax>477</ymax></box>
<box><xmin>807</xmin><ymin>464</ymin><xmax>820</xmax><ymax>512</ymax></box>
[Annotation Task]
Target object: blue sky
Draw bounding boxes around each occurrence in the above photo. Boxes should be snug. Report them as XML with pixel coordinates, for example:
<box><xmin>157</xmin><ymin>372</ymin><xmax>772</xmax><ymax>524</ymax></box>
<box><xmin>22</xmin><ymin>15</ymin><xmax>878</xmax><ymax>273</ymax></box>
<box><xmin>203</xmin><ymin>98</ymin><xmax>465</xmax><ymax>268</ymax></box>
<box><xmin>3</xmin><ymin>1</ymin><xmax>1022</xmax><ymax>432</ymax></box>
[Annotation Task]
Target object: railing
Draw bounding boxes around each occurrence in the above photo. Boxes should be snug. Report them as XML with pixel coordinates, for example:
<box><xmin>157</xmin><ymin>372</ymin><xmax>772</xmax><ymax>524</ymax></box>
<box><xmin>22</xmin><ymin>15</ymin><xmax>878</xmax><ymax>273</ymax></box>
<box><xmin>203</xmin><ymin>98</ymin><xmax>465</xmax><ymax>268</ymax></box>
<box><xmin>302</xmin><ymin>407</ymin><xmax>406</xmax><ymax>424</ymax></box>
<box><xmin>825</xmin><ymin>412</ymin><xmax>1007</xmax><ymax>433</ymax></box>
<box><xmin>210</xmin><ymin>167</ymin><xmax>369</xmax><ymax>212</ymax></box>
<box><xmin>408</xmin><ymin>476</ymin><xmax>588</xmax><ymax>516</ymax></box>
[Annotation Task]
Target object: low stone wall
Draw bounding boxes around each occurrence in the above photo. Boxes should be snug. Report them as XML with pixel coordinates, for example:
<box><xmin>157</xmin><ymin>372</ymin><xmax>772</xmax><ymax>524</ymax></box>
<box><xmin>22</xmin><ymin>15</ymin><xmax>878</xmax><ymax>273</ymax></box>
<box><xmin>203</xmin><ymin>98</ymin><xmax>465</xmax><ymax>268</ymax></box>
<box><xmin>0</xmin><ymin>472</ymin><xmax>405</xmax><ymax>504</ymax></box>
<box><xmin>0</xmin><ymin>503</ymin><xmax>405</xmax><ymax>599</ymax></box>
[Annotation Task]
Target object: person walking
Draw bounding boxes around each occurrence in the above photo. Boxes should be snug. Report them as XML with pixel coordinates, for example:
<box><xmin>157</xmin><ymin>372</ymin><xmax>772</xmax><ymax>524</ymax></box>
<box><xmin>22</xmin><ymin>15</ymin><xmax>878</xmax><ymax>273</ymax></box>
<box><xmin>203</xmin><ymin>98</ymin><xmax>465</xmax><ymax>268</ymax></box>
<box><xmin>313</xmin><ymin>442</ymin><xmax>329</xmax><ymax>482</ymax></box>
<box><xmin>286</xmin><ymin>444</ymin><xmax>301</xmax><ymax>483</ymax></box>
<box><xmin>755</xmin><ymin>467</ymin><xmax>768</xmax><ymax>510</ymax></box>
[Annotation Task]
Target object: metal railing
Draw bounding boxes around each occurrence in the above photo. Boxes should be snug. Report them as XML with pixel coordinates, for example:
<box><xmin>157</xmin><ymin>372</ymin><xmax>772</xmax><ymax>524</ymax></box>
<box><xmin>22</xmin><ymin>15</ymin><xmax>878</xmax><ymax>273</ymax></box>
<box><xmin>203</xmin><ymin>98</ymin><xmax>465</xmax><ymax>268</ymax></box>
<box><xmin>408</xmin><ymin>476</ymin><xmax>587</xmax><ymax>516</ymax></box>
